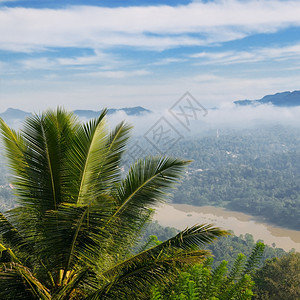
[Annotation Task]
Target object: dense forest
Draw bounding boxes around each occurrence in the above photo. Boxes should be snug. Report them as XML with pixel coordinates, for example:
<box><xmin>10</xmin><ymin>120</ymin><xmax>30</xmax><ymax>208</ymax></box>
<box><xmin>166</xmin><ymin>126</ymin><xmax>300</xmax><ymax>230</ymax></box>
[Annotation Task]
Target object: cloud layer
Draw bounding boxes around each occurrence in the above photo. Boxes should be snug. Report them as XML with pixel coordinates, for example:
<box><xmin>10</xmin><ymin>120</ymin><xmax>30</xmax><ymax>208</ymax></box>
<box><xmin>1</xmin><ymin>0</ymin><xmax>300</xmax><ymax>52</ymax></box>
<box><xmin>1</xmin><ymin>0</ymin><xmax>300</xmax><ymax>112</ymax></box>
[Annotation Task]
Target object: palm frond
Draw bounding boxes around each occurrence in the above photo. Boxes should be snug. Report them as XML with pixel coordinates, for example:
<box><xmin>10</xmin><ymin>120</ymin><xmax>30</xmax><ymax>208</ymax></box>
<box><xmin>50</xmin><ymin>155</ymin><xmax>191</xmax><ymax>273</ymax></box>
<box><xmin>0</xmin><ymin>244</ymin><xmax>51</xmax><ymax>300</ymax></box>
<box><xmin>115</xmin><ymin>156</ymin><xmax>191</xmax><ymax>214</ymax></box>
<box><xmin>0</xmin><ymin>117</ymin><xmax>27</xmax><ymax>172</ymax></box>
<box><xmin>53</xmin><ymin>268</ymin><xmax>89</xmax><ymax>300</ymax></box>
<box><xmin>65</xmin><ymin>109</ymin><xmax>108</xmax><ymax>204</ymax></box>
<box><xmin>0</xmin><ymin>212</ymin><xmax>31</xmax><ymax>254</ymax></box>
<box><xmin>96</xmin><ymin>121</ymin><xmax>132</xmax><ymax>188</ymax></box>
<box><xmin>1</xmin><ymin>109</ymin><xmax>78</xmax><ymax>213</ymax></box>
<box><xmin>19</xmin><ymin>108</ymin><xmax>78</xmax><ymax>211</ymax></box>
<box><xmin>39</xmin><ymin>200</ymin><xmax>113</xmax><ymax>273</ymax></box>
<box><xmin>101</xmin><ymin>157</ymin><xmax>191</xmax><ymax>255</ymax></box>
<box><xmin>90</xmin><ymin>224</ymin><xmax>227</xmax><ymax>299</ymax></box>
<box><xmin>103</xmin><ymin>224</ymin><xmax>227</xmax><ymax>276</ymax></box>
<box><xmin>66</xmin><ymin>112</ymin><xmax>132</xmax><ymax>207</ymax></box>
<box><xmin>0</xmin><ymin>262</ymin><xmax>51</xmax><ymax>300</ymax></box>
<box><xmin>89</xmin><ymin>250</ymin><xmax>209</xmax><ymax>300</ymax></box>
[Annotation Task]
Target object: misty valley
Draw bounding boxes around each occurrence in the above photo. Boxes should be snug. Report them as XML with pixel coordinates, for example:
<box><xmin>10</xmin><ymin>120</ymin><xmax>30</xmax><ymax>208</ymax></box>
<box><xmin>170</xmin><ymin>125</ymin><xmax>300</xmax><ymax>231</ymax></box>
<box><xmin>1</xmin><ymin>108</ymin><xmax>300</xmax><ymax>299</ymax></box>
<box><xmin>2</xmin><ymin>124</ymin><xmax>300</xmax><ymax>234</ymax></box>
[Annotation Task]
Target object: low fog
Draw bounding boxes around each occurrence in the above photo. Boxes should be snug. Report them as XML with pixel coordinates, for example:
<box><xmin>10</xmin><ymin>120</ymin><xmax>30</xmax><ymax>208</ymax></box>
<box><xmin>2</xmin><ymin>104</ymin><xmax>300</xmax><ymax>138</ymax></box>
<box><xmin>107</xmin><ymin>104</ymin><xmax>300</xmax><ymax>138</ymax></box>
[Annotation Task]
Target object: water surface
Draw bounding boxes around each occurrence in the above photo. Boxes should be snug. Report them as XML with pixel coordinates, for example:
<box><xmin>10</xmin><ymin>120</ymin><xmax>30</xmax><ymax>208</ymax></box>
<box><xmin>154</xmin><ymin>204</ymin><xmax>300</xmax><ymax>252</ymax></box>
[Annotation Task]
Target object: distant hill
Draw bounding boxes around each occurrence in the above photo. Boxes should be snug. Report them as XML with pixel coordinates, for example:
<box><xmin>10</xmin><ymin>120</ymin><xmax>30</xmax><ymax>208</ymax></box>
<box><xmin>0</xmin><ymin>108</ymin><xmax>31</xmax><ymax>120</ymax></box>
<box><xmin>74</xmin><ymin>106</ymin><xmax>151</xmax><ymax>119</ymax></box>
<box><xmin>234</xmin><ymin>91</ymin><xmax>300</xmax><ymax>107</ymax></box>
<box><xmin>0</xmin><ymin>106</ymin><xmax>152</xmax><ymax>125</ymax></box>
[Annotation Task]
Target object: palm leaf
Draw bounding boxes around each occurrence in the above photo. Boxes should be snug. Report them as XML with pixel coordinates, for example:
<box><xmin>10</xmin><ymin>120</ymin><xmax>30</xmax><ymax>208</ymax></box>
<box><xmin>114</xmin><ymin>156</ymin><xmax>191</xmax><ymax>213</ymax></box>
<box><xmin>89</xmin><ymin>224</ymin><xmax>227</xmax><ymax>299</ymax></box>
<box><xmin>0</xmin><ymin>117</ymin><xmax>27</xmax><ymax>173</ymax></box>
<box><xmin>54</xmin><ymin>115</ymin><xmax>131</xmax><ymax>275</ymax></box>
<box><xmin>101</xmin><ymin>157</ymin><xmax>191</xmax><ymax>256</ymax></box>
<box><xmin>39</xmin><ymin>201</ymin><xmax>113</xmax><ymax>273</ymax></box>
<box><xmin>53</xmin><ymin>267</ymin><xmax>89</xmax><ymax>300</ymax></box>
<box><xmin>0</xmin><ymin>262</ymin><xmax>51</xmax><ymax>300</ymax></box>
<box><xmin>103</xmin><ymin>224</ymin><xmax>227</xmax><ymax>276</ymax></box>
<box><xmin>0</xmin><ymin>212</ymin><xmax>32</xmax><ymax>254</ymax></box>
<box><xmin>48</xmin><ymin>156</ymin><xmax>190</xmax><ymax>276</ymax></box>
<box><xmin>18</xmin><ymin>108</ymin><xmax>78</xmax><ymax>211</ymax></box>
<box><xmin>66</xmin><ymin>113</ymin><xmax>131</xmax><ymax>206</ymax></box>
<box><xmin>0</xmin><ymin>244</ymin><xmax>51</xmax><ymax>300</ymax></box>
<box><xmin>97</xmin><ymin>120</ymin><xmax>132</xmax><ymax>188</ymax></box>
<box><xmin>65</xmin><ymin>109</ymin><xmax>108</xmax><ymax>205</ymax></box>
<box><xmin>89</xmin><ymin>251</ymin><xmax>208</xmax><ymax>300</ymax></box>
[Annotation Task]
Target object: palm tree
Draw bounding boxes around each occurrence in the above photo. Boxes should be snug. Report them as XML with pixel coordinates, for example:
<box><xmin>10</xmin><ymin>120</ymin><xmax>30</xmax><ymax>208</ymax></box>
<box><xmin>0</xmin><ymin>108</ymin><xmax>226</xmax><ymax>299</ymax></box>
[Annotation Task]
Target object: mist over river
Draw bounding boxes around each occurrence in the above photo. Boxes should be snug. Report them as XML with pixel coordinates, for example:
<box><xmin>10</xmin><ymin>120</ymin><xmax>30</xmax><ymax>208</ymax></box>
<box><xmin>154</xmin><ymin>204</ymin><xmax>300</xmax><ymax>252</ymax></box>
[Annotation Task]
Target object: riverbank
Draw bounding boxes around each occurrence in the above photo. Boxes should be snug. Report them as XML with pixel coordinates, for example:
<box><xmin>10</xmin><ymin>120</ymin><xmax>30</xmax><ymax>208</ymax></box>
<box><xmin>153</xmin><ymin>203</ymin><xmax>300</xmax><ymax>252</ymax></box>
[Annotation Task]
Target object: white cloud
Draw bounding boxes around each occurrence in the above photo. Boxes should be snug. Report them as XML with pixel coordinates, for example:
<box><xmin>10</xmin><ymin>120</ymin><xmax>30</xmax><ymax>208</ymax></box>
<box><xmin>152</xmin><ymin>58</ymin><xmax>187</xmax><ymax>66</ymax></box>
<box><xmin>203</xmin><ymin>104</ymin><xmax>300</xmax><ymax>129</ymax></box>
<box><xmin>57</xmin><ymin>51</ymin><xmax>111</xmax><ymax>67</ymax></box>
<box><xmin>0</xmin><ymin>61</ymin><xmax>8</xmax><ymax>69</ymax></box>
<box><xmin>20</xmin><ymin>57</ymin><xmax>57</xmax><ymax>70</ymax></box>
<box><xmin>1</xmin><ymin>1</ymin><xmax>300</xmax><ymax>52</ymax></box>
<box><xmin>15</xmin><ymin>50</ymin><xmax>130</xmax><ymax>72</ymax></box>
<box><xmin>82</xmin><ymin>69</ymin><xmax>150</xmax><ymax>79</ymax></box>
<box><xmin>191</xmin><ymin>43</ymin><xmax>300</xmax><ymax>65</ymax></box>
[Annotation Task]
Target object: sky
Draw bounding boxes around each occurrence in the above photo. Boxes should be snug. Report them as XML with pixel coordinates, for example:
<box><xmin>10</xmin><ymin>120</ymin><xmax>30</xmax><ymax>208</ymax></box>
<box><xmin>1</xmin><ymin>0</ymin><xmax>300</xmax><ymax>113</ymax></box>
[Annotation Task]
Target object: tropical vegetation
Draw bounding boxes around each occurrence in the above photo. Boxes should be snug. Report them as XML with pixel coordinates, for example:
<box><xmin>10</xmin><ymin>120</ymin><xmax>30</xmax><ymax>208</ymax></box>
<box><xmin>0</xmin><ymin>108</ymin><xmax>226</xmax><ymax>299</ymax></box>
<box><xmin>151</xmin><ymin>242</ymin><xmax>265</xmax><ymax>300</ymax></box>
<box><xmin>140</xmin><ymin>222</ymin><xmax>287</xmax><ymax>268</ymax></box>
<box><xmin>167</xmin><ymin>126</ymin><xmax>300</xmax><ymax>230</ymax></box>
<box><xmin>253</xmin><ymin>252</ymin><xmax>300</xmax><ymax>299</ymax></box>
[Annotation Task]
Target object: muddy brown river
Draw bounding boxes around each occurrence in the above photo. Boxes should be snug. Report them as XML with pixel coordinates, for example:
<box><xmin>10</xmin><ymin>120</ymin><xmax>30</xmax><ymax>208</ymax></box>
<box><xmin>153</xmin><ymin>204</ymin><xmax>300</xmax><ymax>252</ymax></box>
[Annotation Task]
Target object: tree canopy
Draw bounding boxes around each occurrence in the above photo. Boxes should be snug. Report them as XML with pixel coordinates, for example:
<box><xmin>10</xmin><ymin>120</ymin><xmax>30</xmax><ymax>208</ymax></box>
<box><xmin>253</xmin><ymin>252</ymin><xmax>300</xmax><ymax>299</ymax></box>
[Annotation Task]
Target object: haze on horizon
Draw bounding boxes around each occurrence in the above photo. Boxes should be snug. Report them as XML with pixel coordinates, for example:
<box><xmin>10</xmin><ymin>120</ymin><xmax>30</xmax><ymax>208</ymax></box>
<box><xmin>1</xmin><ymin>0</ymin><xmax>300</xmax><ymax>112</ymax></box>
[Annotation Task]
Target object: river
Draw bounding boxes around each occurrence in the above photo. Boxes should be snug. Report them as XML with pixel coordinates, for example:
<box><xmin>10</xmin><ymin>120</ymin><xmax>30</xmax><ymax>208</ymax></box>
<box><xmin>153</xmin><ymin>203</ymin><xmax>300</xmax><ymax>252</ymax></box>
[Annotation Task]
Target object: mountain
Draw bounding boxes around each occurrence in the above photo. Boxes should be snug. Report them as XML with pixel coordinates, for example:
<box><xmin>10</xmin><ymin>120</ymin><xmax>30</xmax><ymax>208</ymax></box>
<box><xmin>0</xmin><ymin>108</ymin><xmax>31</xmax><ymax>120</ymax></box>
<box><xmin>234</xmin><ymin>90</ymin><xmax>300</xmax><ymax>107</ymax></box>
<box><xmin>0</xmin><ymin>106</ymin><xmax>152</xmax><ymax>125</ymax></box>
<box><xmin>74</xmin><ymin>106</ymin><xmax>151</xmax><ymax>119</ymax></box>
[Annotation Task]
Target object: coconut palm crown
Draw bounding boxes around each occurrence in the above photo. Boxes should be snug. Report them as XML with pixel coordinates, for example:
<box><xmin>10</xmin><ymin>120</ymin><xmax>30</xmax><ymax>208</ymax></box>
<box><xmin>0</xmin><ymin>108</ymin><xmax>226</xmax><ymax>299</ymax></box>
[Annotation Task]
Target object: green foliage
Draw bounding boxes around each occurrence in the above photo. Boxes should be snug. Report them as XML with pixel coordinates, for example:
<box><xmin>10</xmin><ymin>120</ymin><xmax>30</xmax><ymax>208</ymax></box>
<box><xmin>142</xmin><ymin>222</ymin><xmax>287</xmax><ymax>267</ymax></box>
<box><xmin>151</xmin><ymin>242</ymin><xmax>265</xmax><ymax>300</ymax></box>
<box><xmin>0</xmin><ymin>108</ymin><xmax>226</xmax><ymax>299</ymax></box>
<box><xmin>167</xmin><ymin>126</ymin><xmax>300</xmax><ymax>230</ymax></box>
<box><xmin>253</xmin><ymin>252</ymin><xmax>300</xmax><ymax>299</ymax></box>
<box><xmin>207</xmin><ymin>233</ymin><xmax>286</xmax><ymax>268</ymax></box>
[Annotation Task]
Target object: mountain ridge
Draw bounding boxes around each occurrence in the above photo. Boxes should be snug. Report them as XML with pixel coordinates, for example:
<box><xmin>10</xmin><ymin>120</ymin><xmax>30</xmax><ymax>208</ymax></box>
<box><xmin>234</xmin><ymin>90</ymin><xmax>300</xmax><ymax>107</ymax></box>
<box><xmin>0</xmin><ymin>106</ymin><xmax>152</xmax><ymax>124</ymax></box>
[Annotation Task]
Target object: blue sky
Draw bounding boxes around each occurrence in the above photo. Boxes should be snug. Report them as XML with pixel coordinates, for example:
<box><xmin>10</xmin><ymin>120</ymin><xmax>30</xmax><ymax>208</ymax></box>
<box><xmin>1</xmin><ymin>0</ymin><xmax>300</xmax><ymax>112</ymax></box>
